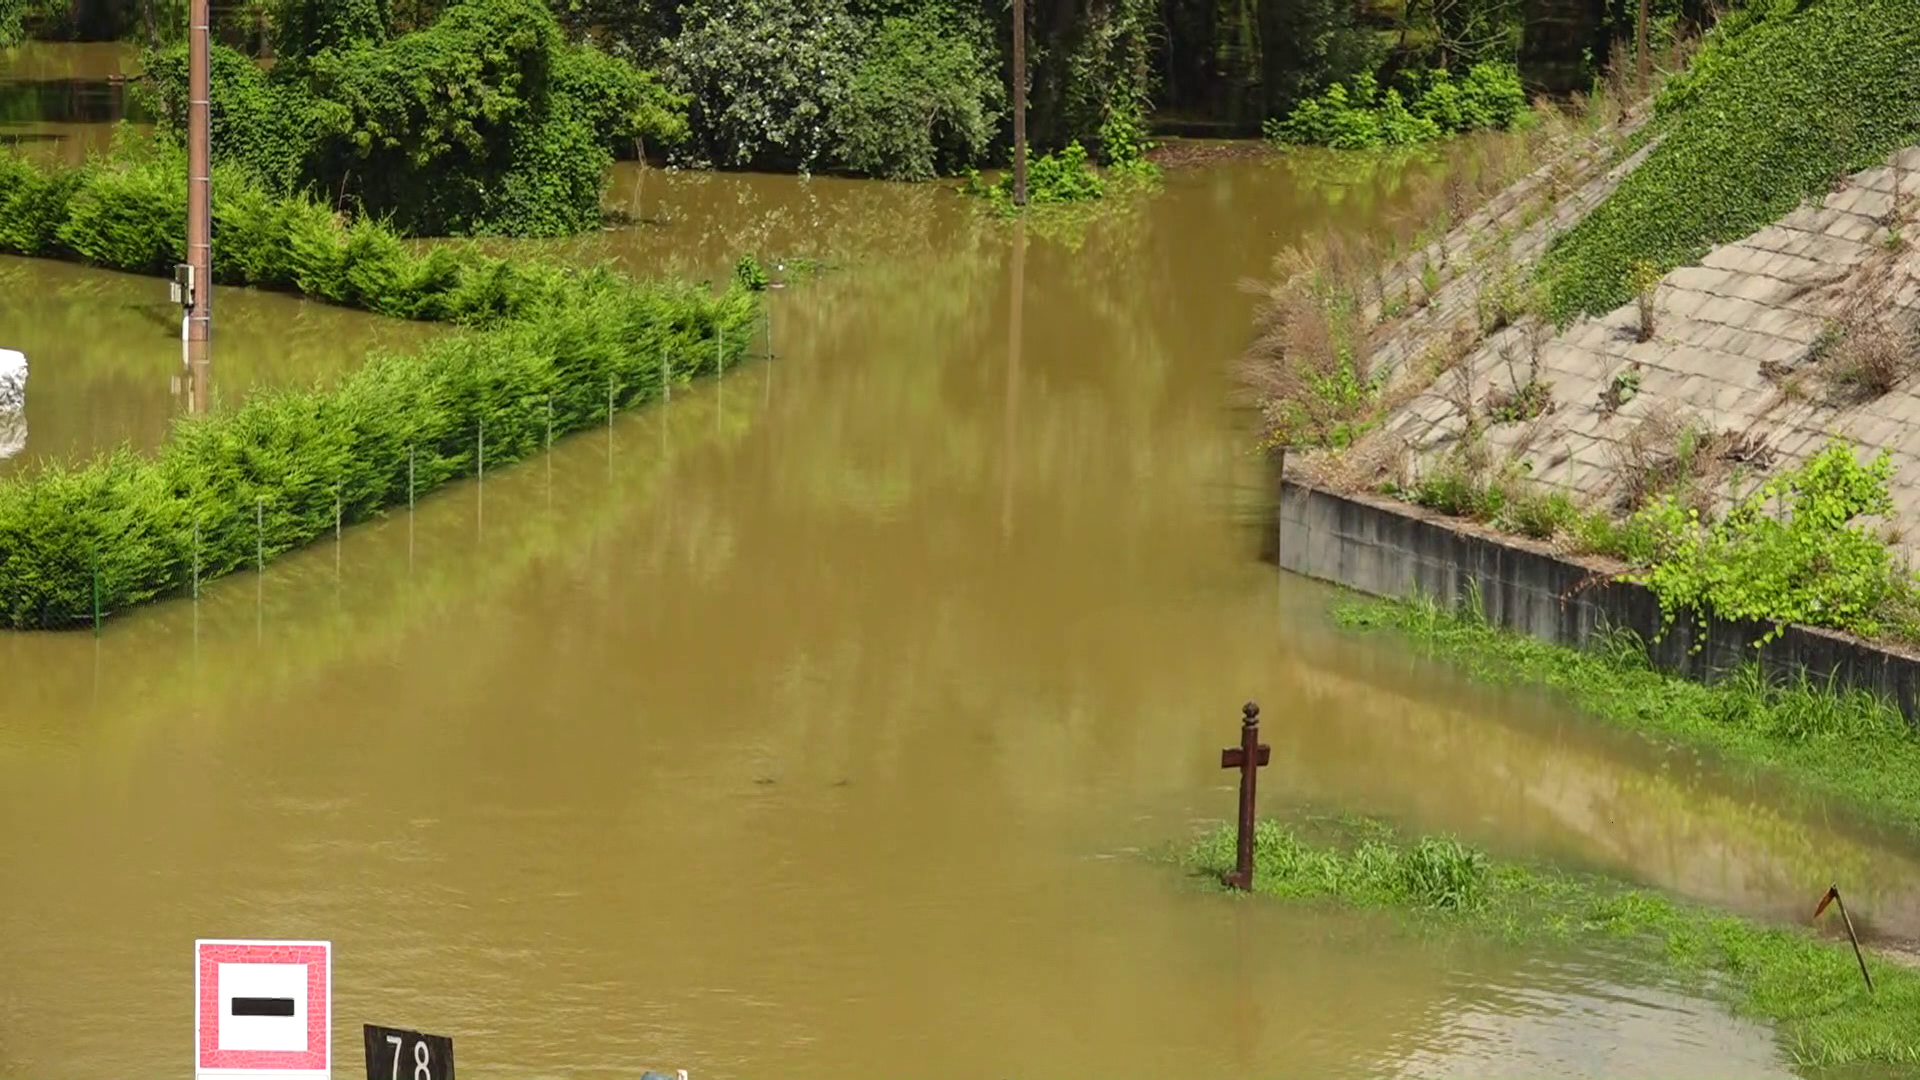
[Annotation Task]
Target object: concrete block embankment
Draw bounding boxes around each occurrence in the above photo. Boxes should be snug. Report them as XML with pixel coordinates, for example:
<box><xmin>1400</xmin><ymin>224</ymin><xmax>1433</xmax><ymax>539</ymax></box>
<box><xmin>1275</xmin><ymin>477</ymin><xmax>1920</xmax><ymax>723</ymax></box>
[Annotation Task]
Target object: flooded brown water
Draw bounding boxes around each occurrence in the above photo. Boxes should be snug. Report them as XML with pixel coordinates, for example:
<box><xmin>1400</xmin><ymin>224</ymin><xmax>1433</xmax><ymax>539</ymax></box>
<box><xmin>0</xmin><ymin>257</ymin><xmax>440</xmax><ymax>473</ymax></box>
<box><xmin>0</xmin><ymin>41</ymin><xmax>147</xmax><ymax>164</ymax></box>
<box><xmin>0</xmin><ymin>43</ymin><xmax>1908</xmax><ymax>1080</ymax></box>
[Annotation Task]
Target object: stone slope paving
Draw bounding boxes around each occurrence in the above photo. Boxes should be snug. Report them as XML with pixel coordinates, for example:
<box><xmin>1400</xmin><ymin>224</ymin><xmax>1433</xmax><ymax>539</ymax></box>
<box><xmin>1357</xmin><ymin>146</ymin><xmax>1920</xmax><ymax>560</ymax></box>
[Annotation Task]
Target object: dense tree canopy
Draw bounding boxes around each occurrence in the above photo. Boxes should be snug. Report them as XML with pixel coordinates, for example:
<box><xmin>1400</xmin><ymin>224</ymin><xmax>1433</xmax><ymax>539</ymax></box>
<box><xmin>142</xmin><ymin>0</ymin><xmax>688</xmax><ymax>235</ymax></box>
<box><xmin>1</xmin><ymin>0</ymin><xmax>26</xmax><ymax>45</ymax></box>
<box><xmin>20</xmin><ymin>0</ymin><xmax>1714</xmax><ymax>197</ymax></box>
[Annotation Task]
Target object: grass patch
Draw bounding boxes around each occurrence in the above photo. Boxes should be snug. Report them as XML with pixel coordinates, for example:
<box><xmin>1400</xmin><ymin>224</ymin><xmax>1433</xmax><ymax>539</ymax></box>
<box><xmin>1180</xmin><ymin>815</ymin><xmax>1920</xmax><ymax>1072</ymax></box>
<box><xmin>1330</xmin><ymin>594</ymin><xmax>1920</xmax><ymax>835</ymax></box>
<box><xmin>1537</xmin><ymin>0</ymin><xmax>1920</xmax><ymax>324</ymax></box>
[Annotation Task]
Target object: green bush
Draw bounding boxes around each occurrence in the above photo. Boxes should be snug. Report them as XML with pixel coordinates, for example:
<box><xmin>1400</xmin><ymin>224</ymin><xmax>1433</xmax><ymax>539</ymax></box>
<box><xmin>0</xmin><ymin>145</ymin><xmax>760</xmax><ymax>629</ymax></box>
<box><xmin>142</xmin><ymin>0</ymin><xmax>688</xmax><ymax>237</ymax></box>
<box><xmin>0</xmin><ymin>153</ymin><xmax>88</xmax><ymax>255</ymax></box>
<box><xmin>0</xmin><ymin>147</ymin><xmax>604</xmax><ymax>324</ymax></box>
<box><xmin>1266</xmin><ymin>62</ymin><xmax>1527</xmax><ymax>149</ymax></box>
<box><xmin>665</xmin><ymin>0</ymin><xmax>864</xmax><ymax>173</ymax></box>
<box><xmin>1538</xmin><ymin>0</ymin><xmax>1920</xmax><ymax>323</ymax></box>
<box><xmin>829</xmin><ymin>8</ymin><xmax>1003</xmax><ymax>181</ymax></box>
<box><xmin>0</xmin><ymin>280</ymin><xmax>756</xmax><ymax>630</ymax></box>
<box><xmin>664</xmin><ymin>0</ymin><xmax>1004</xmax><ymax>179</ymax></box>
<box><xmin>1628</xmin><ymin>441</ymin><xmax>1907</xmax><ymax>645</ymax></box>
<box><xmin>0</xmin><ymin>0</ymin><xmax>25</xmax><ymax>45</ymax></box>
<box><xmin>963</xmin><ymin>136</ymin><xmax>1163</xmax><ymax>214</ymax></box>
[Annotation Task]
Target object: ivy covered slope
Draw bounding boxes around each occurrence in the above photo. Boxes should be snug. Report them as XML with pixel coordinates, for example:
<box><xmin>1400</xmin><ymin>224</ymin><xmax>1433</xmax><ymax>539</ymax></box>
<box><xmin>143</xmin><ymin>0</ymin><xmax>688</xmax><ymax>237</ymax></box>
<box><xmin>1538</xmin><ymin>0</ymin><xmax>1920</xmax><ymax>322</ymax></box>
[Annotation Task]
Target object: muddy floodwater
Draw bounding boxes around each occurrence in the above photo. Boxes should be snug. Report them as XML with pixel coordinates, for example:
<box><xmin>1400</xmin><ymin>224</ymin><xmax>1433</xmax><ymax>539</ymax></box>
<box><xmin>2</xmin><ymin>44</ymin><xmax>1915</xmax><ymax>1080</ymax></box>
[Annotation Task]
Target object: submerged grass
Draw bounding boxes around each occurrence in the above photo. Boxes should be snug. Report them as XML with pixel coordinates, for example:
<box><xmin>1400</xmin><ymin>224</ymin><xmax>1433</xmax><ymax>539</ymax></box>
<box><xmin>1182</xmin><ymin>816</ymin><xmax>1920</xmax><ymax>1072</ymax></box>
<box><xmin>1332</xmin><ymin>594</ymin><xmax>1920</xmax><ymax>834</ymax></box>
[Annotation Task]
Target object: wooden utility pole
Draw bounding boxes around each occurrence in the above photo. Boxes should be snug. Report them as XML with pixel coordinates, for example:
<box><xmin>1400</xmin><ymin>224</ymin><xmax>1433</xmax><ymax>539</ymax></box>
<box><xmin>186</xmin><ymin>0</ymin><xmax>212</xmax><ymax>414</ymax></box>
<box><xmin>1010</xmin><ymin>0</ymin><xmax>1027</xmax><ymax>207</ymax></box>
<box><xmin>1636</xmin><ymin>0</ymin><xmax>1650</xmax><ymax>97</ymax></box>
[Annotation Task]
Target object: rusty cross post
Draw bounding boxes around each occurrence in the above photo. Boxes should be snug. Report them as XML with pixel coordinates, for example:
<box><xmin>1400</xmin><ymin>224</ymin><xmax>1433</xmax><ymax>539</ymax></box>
<box><xmin>1220</xmin><ymin>701</ymin><xmax>1271</xmax><ymax>890</ymax></box>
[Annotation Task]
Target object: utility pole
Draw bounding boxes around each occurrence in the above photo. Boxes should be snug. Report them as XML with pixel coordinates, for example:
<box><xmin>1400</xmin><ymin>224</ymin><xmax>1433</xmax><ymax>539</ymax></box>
<box><xmin>185</xmin><ymin>0</ymin><xmax>212</xmax><ymax>414</ymax></box>
<box><xmin>1010</xmin><ymin>0</ymin><xmax>1027</xmax><ymax>207</ymax></box>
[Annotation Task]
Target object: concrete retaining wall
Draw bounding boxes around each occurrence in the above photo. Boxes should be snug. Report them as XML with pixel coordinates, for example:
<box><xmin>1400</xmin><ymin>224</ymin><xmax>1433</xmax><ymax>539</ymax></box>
<box><xmin>1275</xmin><ymin>477</ymin><xmax>1920</xmax><ymax>722</ymax></box>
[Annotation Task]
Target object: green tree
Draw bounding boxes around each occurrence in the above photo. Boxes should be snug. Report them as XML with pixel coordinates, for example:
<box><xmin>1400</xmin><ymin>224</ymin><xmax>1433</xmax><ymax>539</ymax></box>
<box><xmin>1</xmin><ymin>0</ymin><xmax>26</xmax><ymax>45</ymax></box>
<box><xmin>831</xmin><ymin>8</ymin><xmax>1004</xmax><ymax>180</ymax></box>
<box><xmin>145</xmin><ymin>0</ymin><xmax>687</xmax><ymax>236</ymax></box>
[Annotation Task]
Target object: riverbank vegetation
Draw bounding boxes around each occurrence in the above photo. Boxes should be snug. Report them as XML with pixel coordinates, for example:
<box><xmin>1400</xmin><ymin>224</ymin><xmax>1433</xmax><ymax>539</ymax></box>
<box><xmin>1333</xmin><ymin>592</ymin><xmax>1920</xmax><ymax>832</ymax></box>
<box><xmin>0</xmin><ymin>141</ymin><xmax>753</xmax><ymax>325</ymax></box>
<box><xmin>1242</xmin><ymin>86</ymin><xmax>1627</xmax><ymax>448</ymax></box>
<box><xmin>1264</xmin><ymin>61</ymin><xmax>1529</xmax><ymax>150</ymax></box>
<box><xmin>1537</xmin><ymin>0</ymin><xmax>1920</xmax><ymax>322</ymax></box>
<box><xmin>136</xmin><ymin>0</ymin><xmax>687</xmax><ymax>236</ymax></box>
<box><xmin>1180</xmin><ymin>814</ymin><xmax>1920</xmax><ymax>1072</ymax></box>
<box><xmin>0</xmin><ymin>138</ymin><xmax>760</xmax><ymax>630</ymax></box>
<box><xmin>1386</xmin><ymin>435</ymin><xmax>1920</xmax><ymax>649</ymax></box>
<box><xmin>1244</xmin><ymin>0</ymin><xmax>1920</xmax><ymax>666</ymax></box>
<box><xmin>0</xmin><ymin>268</ymin><xmax>756</xmax><ymax>629</ymax></box>
<box><xmin>961</xmin><ymin>113</ymin><xmax>1159</xmax><ymax>213</ymax></box>
<box><xmin>12</xmin><ymin>0</ymin><xmax>1728</xmax><ymax>195</ymax></box>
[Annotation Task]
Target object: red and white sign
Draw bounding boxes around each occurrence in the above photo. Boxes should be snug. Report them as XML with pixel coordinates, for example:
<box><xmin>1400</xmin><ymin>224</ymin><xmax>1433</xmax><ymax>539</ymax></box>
<box><xmin>195</xmin><ymin>939</ymin><xmax>332</xmax><ymax>1080</ymax></box>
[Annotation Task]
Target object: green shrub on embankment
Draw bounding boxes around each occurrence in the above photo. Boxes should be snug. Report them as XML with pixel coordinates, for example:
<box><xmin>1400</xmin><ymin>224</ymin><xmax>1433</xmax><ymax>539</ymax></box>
<box><xmin>0</xmin><ymin>278</ymin><xmax>757</xmax><ymax>630</ymax></box>
<box><xmin>1536</xmin><ymin>0</ymin><xmax>1920</xmax><ymax>324</ymax></box>
<box><xmin>1181</xmin><ymin>816</ymin><xmax>1920</xmax><ymax>1071</ymax></box>
<box><xmin>0</xmin><ymin>146</ymin><xmax>622</xmax><ymax>325</ymax></box>
<box><xmin>1264</xmin><ymin>62</ymin><xmax>1529</xmax><ymax>150</ymax></box>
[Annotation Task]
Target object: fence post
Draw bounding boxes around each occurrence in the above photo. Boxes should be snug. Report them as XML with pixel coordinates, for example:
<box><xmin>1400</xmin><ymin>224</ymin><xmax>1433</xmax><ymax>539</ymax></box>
<box><xmin>662</xmin><ymin>344</ymin><xmax>672</xmax><ymax>403</ymax></box>
<box><xmin>92</xmin><ymin>553</ymin><xmax>101</xmax><ymax>637</ymax></box>
<box><xmin>408</xmin><ymin>448</ymin><xmax>416</xmax><ymax>511</ymax></box>
<box><xmin>255</xmin><ymin>497</ymin><xmax>264</xmax><ymax>573</ymax></box>
<box><xmin>478</xmin><ymin>417</ymin><xmax>485</xmax><ymax>480</ymax></box>
<box><xmin>191</xmin><ymin>519</ymin><xmax>200</xmax><ymax>601</ymax></box>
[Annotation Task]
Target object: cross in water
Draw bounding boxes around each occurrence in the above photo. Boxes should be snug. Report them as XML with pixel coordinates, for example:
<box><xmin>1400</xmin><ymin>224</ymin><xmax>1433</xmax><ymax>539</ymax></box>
<box><xmin>1220</xmin><ymin>701</ymin><xmax>1271</xmax><ymax>891</ymax></box>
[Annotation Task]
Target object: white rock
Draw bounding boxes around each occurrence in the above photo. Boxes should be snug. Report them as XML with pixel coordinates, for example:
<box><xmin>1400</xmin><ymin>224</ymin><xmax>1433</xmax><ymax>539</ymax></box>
<box><xmin>0</xmin><ymin>349</ymin><xmax>23</xmax><ymax>413</ymax></box>
<box><xmin>0</xmin><ymin>349</ymin><xmax>22</xmax><ymax>460</ymax></box>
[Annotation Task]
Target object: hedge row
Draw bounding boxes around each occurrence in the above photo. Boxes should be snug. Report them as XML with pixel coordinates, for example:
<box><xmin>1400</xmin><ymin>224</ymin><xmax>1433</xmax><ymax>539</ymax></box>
<box><xmin>0</xmin><ymin>147</ymin><xmax>761</xmax><ymax>630</ymax></box>
<box><xmin>0</xmin><ymin>278</ymin><xmax>757</xmax><ymax>629</ymax></box>
<box><xmin>0</xmin><ymin>146</ymin><xmax>607</xmax><ymax>325</ymax></box>
<box><xmin>1537</xmin><ymin>0</ymin><xmax>1920</xmax><ymax>323</ymax></box>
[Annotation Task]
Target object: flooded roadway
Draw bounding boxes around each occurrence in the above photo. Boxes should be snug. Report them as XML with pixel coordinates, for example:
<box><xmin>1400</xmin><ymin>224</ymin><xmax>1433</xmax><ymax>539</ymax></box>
<box><xmin>0</xmin><ymin>42</ymin><xmax>1907</xmax><ymax>1080</ymax></box>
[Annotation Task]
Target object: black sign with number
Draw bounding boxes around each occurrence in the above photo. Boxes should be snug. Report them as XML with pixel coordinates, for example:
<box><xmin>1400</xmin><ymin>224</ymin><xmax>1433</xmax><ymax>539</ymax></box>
<box><xmin>364</xmin><ymin>1023</ymin><xmax>456</xmax><ymax>1080</ymax></box>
